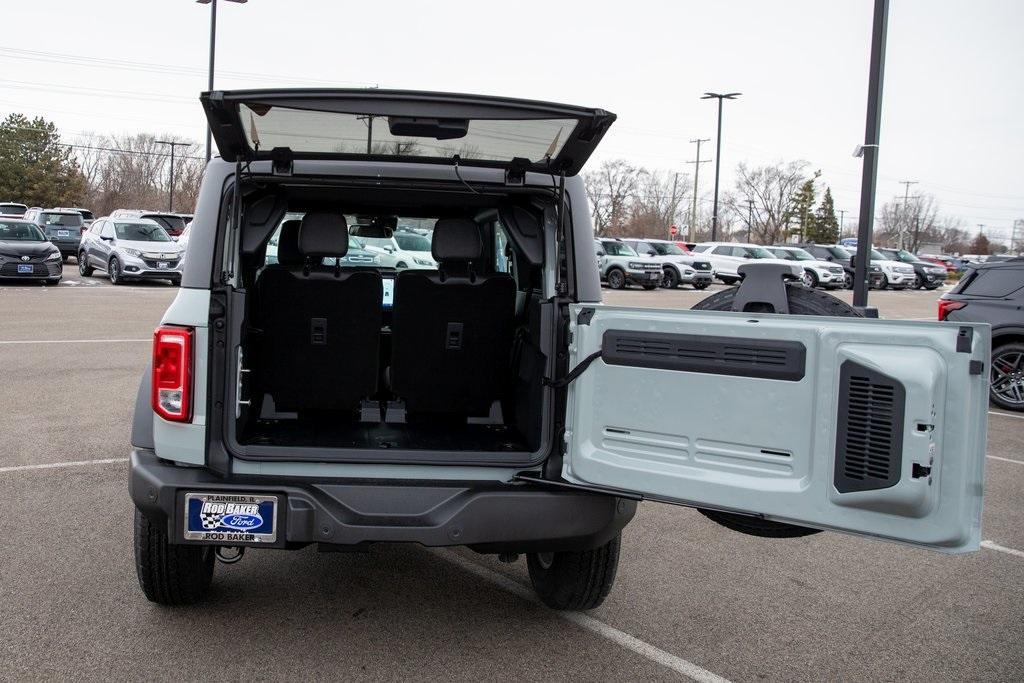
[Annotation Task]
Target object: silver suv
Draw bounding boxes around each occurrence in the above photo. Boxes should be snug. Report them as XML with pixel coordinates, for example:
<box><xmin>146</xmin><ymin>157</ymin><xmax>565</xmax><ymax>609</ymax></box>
<box><xmin>622</xmin><ymin>238</ymin><xmax>714</xmax><ymax>289</ymax></box>
<box><xmin>128</xmin><ymin>88</ymin><xmax>988</xmax><ymax>610</ymax></box>
<box><xmin>595</xmin><ymin>238</ymin><xmax>662</xmax><ymax>289</ymax></box>
<box><xmin>79</xmin><ymin>217</ymin><xmax>183</xmax><ymax>285</ymax></box>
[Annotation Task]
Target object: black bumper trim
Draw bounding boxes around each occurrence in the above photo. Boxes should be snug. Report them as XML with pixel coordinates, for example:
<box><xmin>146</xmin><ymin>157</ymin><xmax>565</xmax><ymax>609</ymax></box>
<box><xmin>129</xmin><ymin>449</ymin><xmax>636</xmax><ymax>552</ymax></box>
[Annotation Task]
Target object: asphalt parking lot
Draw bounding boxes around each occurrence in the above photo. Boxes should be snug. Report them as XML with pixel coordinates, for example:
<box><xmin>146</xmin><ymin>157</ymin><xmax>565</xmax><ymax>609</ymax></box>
<box><xmin>1</xmin><ymin>266</ymin><xmax>1022</xmax><ymax>681</ymax></box>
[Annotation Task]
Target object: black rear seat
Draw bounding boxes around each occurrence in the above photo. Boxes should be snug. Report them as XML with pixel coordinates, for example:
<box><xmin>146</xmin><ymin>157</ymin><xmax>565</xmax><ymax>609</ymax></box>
<box><xmin>259</xmin><ymin>212</ymin><xmax>383</xmax><ymax>413</ymax></box>
<box><xmin>391</xmin><ymin>218</ymin><xmax>515</xmax><ymax>417</ymax></box>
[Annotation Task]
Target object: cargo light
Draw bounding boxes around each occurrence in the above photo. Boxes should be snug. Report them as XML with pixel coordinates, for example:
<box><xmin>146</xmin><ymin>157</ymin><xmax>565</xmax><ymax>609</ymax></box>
<box><xmin>152</xmin><ymin>325</ymin><xmax>193</xmax><ymax>422</ymax></box>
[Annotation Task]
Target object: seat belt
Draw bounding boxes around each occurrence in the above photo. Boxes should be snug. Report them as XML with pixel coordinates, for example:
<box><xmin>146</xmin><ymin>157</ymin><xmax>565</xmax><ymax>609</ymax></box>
<box><xmin>542</xmin><ymin>350</ymin><xmax>602</xmax><ymax>389</ymax></box>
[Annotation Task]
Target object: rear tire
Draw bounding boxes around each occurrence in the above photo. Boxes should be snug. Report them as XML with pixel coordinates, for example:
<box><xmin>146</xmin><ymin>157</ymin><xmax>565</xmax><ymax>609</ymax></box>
<box><xmin>914</xmin><ymin>273</ymin><xmax>924</xmax><ymax>290</ymax></box>
<box><xmin>691</xmin><ymin>284</ymin><xmax>863</xmax><ymax>536</ymax></box>
<box><xmin>878</xmin><ymin>274</ymin><xmax>890</xmax><ymax>290</ymax></box>
<box><xmin>527</xmin><ymin>534</ymin><xmax>621</xmax><ymax>610</ymax></box>
<box><xmin>78</xmin><ymin>253</ymin><xmax>93</xmax><ymax>276</ymax></box>
<box><xmin>108</xmin><ymin>257</ymin><xmax>123</xmax><ymax>285</ymax></box>
<box><xmin>989</xmin><ymin>342</ymin><xmax>1024</xmax><ymax>412</ymax></box>
<box><xmin>133</xmin><ymin>508</ymin><xmax>215</xmax><ymax>605</ymax></box>
<box><xmin>641</xmin><ymin>283</ymin><xmax>658</xmax><ymax>290</ymax></box>
<box><xmin>692</xmin><ymin>280</ymin><xmax>709</xmax><ymax>290</ymax></box>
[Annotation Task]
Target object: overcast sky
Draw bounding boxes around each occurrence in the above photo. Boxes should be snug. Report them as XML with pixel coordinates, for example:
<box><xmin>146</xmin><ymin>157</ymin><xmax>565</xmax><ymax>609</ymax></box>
<box><xmin>3</xmin><ymin>0</ymin><xmax>1021</xmax><ymax>243</ymax></box>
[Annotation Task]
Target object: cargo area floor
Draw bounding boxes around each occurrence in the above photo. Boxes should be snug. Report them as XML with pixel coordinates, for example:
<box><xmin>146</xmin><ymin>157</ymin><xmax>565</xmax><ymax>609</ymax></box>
<box><xmin>242</xmin><ymin>419</ymin><xmax>529</xmax><ymax>452</ymax></box>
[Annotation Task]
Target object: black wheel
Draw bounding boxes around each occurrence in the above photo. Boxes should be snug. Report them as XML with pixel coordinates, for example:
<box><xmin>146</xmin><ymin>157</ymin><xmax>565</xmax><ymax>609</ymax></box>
<box><xmin>641</xmin><ymin>283</ymin><xmax>659</xmax><ymax>290</ymax></box>
<box><xmin>661</xmin><ymin>267</ymin><xmax>680</xmax><ymax>289</ymax></box>
<box><xmin>133</xmin><ymin>508</ymin><xmax>215</xmax><ymax>605</ymax></box>
<box><xmin>913</xmin><ymin>273</ymin><xmax>924</xmax><ymax>289</ymax></box>
<box><xmin>692</xmin><ymin>280</ymin><xmax>709</xmax><ymax>290</ymax></box>
<box><xmin>606</xmin><ymin>268</ymin><xmax>626</xmax><ymax>290</ymax></box>
<box><xmin>924</xmin><ymin>282</ymin><xmax>941</xmax><ymax>291</ymax></box>
<box><xmin>61</xmin><ymin>254</ymin><xmax>69</xmax><ymax>264</ymax></box>
<box><xmin>691</xmin><ymin>283</ymin><xmax>863</xmax><ymax>537</ymax></box>
<box><xmin>990</xmin><ymin>343</ymin><xmax>1024</xmax><ymax>411</ymax></box>
<box><xmin>843</xmin><ymin>271</ymin><xmax>854</xmax><ymax>289</ymax></box>
<box><xmin>78</xmin><ymin>252</ymin><xmax>93</xmax><ymax>276</ymax></box>
<box><xmin>527</xmin><ymin>534</ymin><xmax>621</xmax><ymax>610</ymax></box>
<box><xmin>878</xmin><ymin>274</ymin><xmax>890</xmax><ymax>290</ymax></box>
<box><xmin>108</xmin><ymin>257</ymin><xmax>123</xmax><ymax>285</ymax></box>
<box><xmin>719</xmin><ymin>276</ymin><xmax>740</xmax><ymax>286</ymax></box>
<box><xmin>800</xmin><ymin>270</ymin><xmax>817</xmax><ymax>288</ymax></box>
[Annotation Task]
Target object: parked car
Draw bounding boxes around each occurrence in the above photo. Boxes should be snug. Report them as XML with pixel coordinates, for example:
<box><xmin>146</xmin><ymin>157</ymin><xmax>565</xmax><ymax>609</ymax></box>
<box><xmin>351</xmin><ymin>222</ymin><xmax>436</xmax><ymax>269</ymax></box>
<box><xmin>393</xmin><ymin>230</ymin><xmax>437</xmax><ymax>268</ymax></box>
<box><xmin>23</xmin><ymin>207</ymin><xmax>84</xmax><ymax>261</ymax></box>
<box><xmin>850</xmin><ymin>247</ymin><xmax>916</xmax><ymax>290</ymax></box>
<box><xmin>691</xmin><ymin>242</ymin><xmax>793</xmax><ymax>285</ymax></box>
<box><xmin>78</xmin><ymin>217</ymin><xmax>183</xmax><ymax>285</ymax></box>
<box><xmin>939</xmin><ymin>258</ymin><xmax>1024</xmax><ymax>410</ymax></box>
<box><xmin>53</xmin><ymin>207</ymin><xmax>95</xmax><ymax>231</ymax></box>
<box><xmin>0</xmin><ymin>202</ymin><xmax>28</xmax><ymax>217</ymax></box>
<box><xmin>595</xmin><ymin>238</ymin><xmax>663</xmax><ymax>289</ymax></box>
<box><xmin>918</xmin><ymin>254</ymin><xmax>963</xmax><ymax>275</ymax></box>
<box><xmin>765</xmin><ymin>246</ymin><xmax>846</xmax><ymax>289</ymax></box>
<box><xmin>790</xmin><ymin>242</ymin><xmax>879</xmax><ymax>289</ymax></box>
<box><xmin>621</xmin><ymin>238</ymin><xmax>713</xmax><ymax>289</ymax></box>
<box><xmin>129</xmin><ymin>88</ymin><xmax>988</xmax><ymax>611</ymax></box>
<box><xmin>109</xmin><ymin>209</ymin><xmax>188</xmax><ymax>237</ymax></box>
<box><xmin>0</xmin><ymin>218</ymin><xmax>62</xmax><ymax>284</ymax></box>
<box><xmin>876</xmin><ymin>248</ymin><xmax>947</xmax><ymax>290</ymax></box>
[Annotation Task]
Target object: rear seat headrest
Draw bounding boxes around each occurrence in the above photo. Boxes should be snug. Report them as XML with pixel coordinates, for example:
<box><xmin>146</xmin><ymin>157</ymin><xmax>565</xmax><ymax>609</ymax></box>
<box><xmin>432</xmin><ymin>218</ymin><xmax>482</xmax><ymax>263</ymax></box>
<box><xmin>299</xmin><ymin>212</ymin><xmax>349</xmax><ymax>258</ymax></box>
<box><xmin>275</xmin><ymin>219</ymin><xmax>303</xmax><ymax>266</ymax></box>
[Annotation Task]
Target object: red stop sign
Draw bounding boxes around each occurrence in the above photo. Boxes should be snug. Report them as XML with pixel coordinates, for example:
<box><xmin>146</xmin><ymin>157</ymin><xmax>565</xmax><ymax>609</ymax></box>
<box><xmin>670</xmin><ymin>225</ymin><xmax>679</xmax><ymax>236</ymax></box>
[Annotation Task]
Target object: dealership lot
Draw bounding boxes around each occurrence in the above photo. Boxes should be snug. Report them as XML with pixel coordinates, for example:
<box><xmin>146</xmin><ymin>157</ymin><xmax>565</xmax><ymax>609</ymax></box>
<box><xmin>1</xmin><ymin>267</ymin><xmax>1021</xmax><ymax>681</ymax></box>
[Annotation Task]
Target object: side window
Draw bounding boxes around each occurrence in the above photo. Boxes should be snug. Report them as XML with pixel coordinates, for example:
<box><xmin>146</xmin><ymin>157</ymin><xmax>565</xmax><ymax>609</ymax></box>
<box><xmin>958</xmin><ymin>268</ymin><xmax>1024</xmax><ymax>297</ymax></box>
<box><xmin>91</xmin><ymin>220</ymin><xmax>105</xmax><ymax>235</ymax></box>
<box><xmin>494</xmin><ymin>222</ymin><xmax>511</xmax><ymax>274</ymax></box>
<box><xmin>100</xmin><ymin>222</ymin><xmax>115</xmax><ymax>238</ymax></box>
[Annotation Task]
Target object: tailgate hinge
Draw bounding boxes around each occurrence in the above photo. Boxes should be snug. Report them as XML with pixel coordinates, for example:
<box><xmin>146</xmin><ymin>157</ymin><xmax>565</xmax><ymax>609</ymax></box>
<box><xmin>505</xmin><ymin>157</ymin><xmax>529</xmax><ymax>186</ymax></box>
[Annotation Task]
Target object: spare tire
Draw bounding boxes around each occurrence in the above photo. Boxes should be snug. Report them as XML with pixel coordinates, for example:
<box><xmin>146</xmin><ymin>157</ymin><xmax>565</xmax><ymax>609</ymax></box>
<box><xmin>690</xmin><ymin>283</ymin><xmax>863</xmax><ymax>538</ymax></box>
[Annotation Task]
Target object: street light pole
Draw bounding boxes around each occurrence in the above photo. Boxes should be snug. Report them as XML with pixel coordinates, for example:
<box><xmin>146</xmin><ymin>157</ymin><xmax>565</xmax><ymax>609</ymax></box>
<box><xmin>155</xmin><ymin>140</ymin><xmax>188</xmax><ymax>212</ymax></box>
<box><xmin>701</xmin><ymin>92</ymin><xmax>741</xmax><ymax>241</ymax></box>
<box><xmin>686</xmin><ymin>138</ymin><xmax>710</xmax><ymax>242</ymax></box>
<box><xmin>197</xmin><ymin>0</ymin><xmax>248</xmax><ymax>162</ymax></box>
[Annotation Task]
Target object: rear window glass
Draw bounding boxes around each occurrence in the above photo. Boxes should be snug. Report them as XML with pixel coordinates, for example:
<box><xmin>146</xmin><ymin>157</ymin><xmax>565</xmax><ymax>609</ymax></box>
<box><xmin>953</xmin><ymin>267</ymin><xmax>1024</xmax><ymax>297</ymax></box>
<box><xmin>78</xmin><ymin>210</ymin><xmax>95</xmax><ymax>221</ymax></box>
<box><xmin>395</xmin><ymin>233</ymin><xmax>432</xmax><ymax>251</ymax></box>
<box><xmin>143</xmin><ymin>215</ymin><xmax>186</xmax><ymax>232</ymax></box>
<box><xmin>239</xmin><ymin>103</ymin><xmax>576</xmax><ymax>165</ymax></box>
<box><xmin>41</xmin><ymin>212</ymin><xmax>82</xmax><ymax>227</ymax></box>
<box><xmin>0</xmin><ymin>204</ymin><xmax>27</xmax><ymax>216</ymax></box>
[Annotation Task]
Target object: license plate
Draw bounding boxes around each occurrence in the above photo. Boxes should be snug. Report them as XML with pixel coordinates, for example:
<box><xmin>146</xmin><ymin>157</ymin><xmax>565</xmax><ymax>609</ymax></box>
<box><xmin>647</xmin><ymin>272</ymin><xmax>660</xmax><ymax>279</ymax></box>
<box><xmin>56</xmin><ymin>230</ymin><xmax>70</xmax><ymax>237</ymax></box>
<box><xmin>17</xmin><ymin>264</ymin><xmax>33</xmax><ymax>273</ymax></box>
<box><xmin>183</xmin><ymin>492</ymin><xmax>278</xmax><ymax>543</ymax></box>
<box><xmin>157</xmin><ymin>262</ymin><xmax>169</xmax><ymax>269</ymax></box>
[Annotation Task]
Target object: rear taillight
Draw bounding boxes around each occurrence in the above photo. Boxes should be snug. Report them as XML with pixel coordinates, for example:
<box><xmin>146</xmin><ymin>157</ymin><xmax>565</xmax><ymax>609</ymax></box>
<box><xmin>152</xmin><ymin>325</ymin><xmax>193</xmax><ymax>422</ymax></box>
<box><xmin>938</xmin><ymin>299</ymin><xmax>966</xmax><ymax>321</ymax></box>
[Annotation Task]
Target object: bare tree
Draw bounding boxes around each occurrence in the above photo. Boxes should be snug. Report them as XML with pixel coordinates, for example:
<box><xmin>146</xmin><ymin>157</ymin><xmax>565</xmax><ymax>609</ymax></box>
<box><xmin>584</xmin><ymin>159</ymin><xmax>641</xmax><ymax>236</ymax></box>
<box><xmin>877</xmin><ymin>194</ymin><xmax>940</xmax><ymax>251</ymax></box>
<box><xmin>725</xmin><ymin>160</ymin><xmax>810</xmax><ymax>244</ymax></box>
<box><xmin>621</xmin><ymin>170</ymin><xmax>690</xmax><ymax>238</ymax></box>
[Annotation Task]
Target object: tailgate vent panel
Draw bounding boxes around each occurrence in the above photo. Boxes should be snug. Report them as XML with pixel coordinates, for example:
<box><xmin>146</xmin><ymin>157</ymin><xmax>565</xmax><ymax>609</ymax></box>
<box><xmin>834</xmin><ymin>361</ymin><xmax>905</xmax><ymax>493</ymax></box>
<box><xmin>602</xmin><ymin>331</ymin><xmax>806</xmax><ymax>381</ymax></box>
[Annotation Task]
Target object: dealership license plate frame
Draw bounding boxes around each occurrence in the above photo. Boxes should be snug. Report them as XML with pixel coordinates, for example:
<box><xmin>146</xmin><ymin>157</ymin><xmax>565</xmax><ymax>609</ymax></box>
<box><xmin>17</xmin><ymin>264</ymin><xmax>33</xmax><ymax>273</ymax></box>
<box><xmin>182</xmin><ymin>492</ymin><xmax>279</xmax><ymax>544</ymax></box>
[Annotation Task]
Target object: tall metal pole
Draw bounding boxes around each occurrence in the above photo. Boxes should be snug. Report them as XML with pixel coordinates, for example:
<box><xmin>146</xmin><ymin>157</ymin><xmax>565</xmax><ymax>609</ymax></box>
<box><xmin>156</xmin><ymin>140</ymin><xmax>186</xmax><ymax>212</ymax></box>
<box><xmin>746</xmin><ymin>199</ymin><xmax>754</xmax><ymax>243</ymax></box>
<box><xmin>838</xmin><ymin>209</ymin><xmax>847</xmax><ymax>237</ymax></box>
<box><xmin>711</xmin><ymin>98</ymin><xmax>724</xmax><ymax>241</ymax></box>
<box><xmin>687</xmin><ymin>138</ymin><xmax>710</xmax><ymax>242</ymax></box>
<box><xmin>205</xmin><ymin>0</ymin><xmax>217</xmax><ymax>162</ymax></box>
<box><xmin>852</xmin><ymin>0</ymin><xmax>890</xmax><ymax>309</ymax></box>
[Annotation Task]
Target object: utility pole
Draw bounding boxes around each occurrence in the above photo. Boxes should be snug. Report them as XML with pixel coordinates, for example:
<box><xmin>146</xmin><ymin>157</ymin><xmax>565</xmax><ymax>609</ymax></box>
<box><xmin>155</xmin><ymin>140</ymin><xmax>188</xmax><ymax>212</ymax></box>
<box><xmin>838</xmin><ymin>209</ymin><xmax>847</xmax><ymax>237</ymax></box>
<box><xmin>701</xmin><ymin>92</ymin><xmax>742</xmax><ymax>241</ymax></box>
<box><xmin>686</xmin><ymin>138</ymin><xmax>711</xmax><ymax>241</ymax></box>
<box><xmin>897</xmin><ymin>180</ymin><xmax>918</xmax><ymax>249</ymax></box>
<box><xmin>746</xmin><ymin>199</ymin><xmax>754</xmax><ymax>243</ymax></box>
<box><xmin>669</xmin><ymin>172</ymin><xmax>679</xmax><ymax>239</ymax></box>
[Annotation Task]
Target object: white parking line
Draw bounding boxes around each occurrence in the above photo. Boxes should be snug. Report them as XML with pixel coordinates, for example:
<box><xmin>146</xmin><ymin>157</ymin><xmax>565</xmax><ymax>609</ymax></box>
<box><xmin>434</xmin><ymin>550</ymin><xmax>731</xmax><ymax>683</ymax></box>
<box><xmin>989</xmin><ymin>410</ymin><xmax>1024</xmax><ymax>421</ymax></box>
<box><xmin>0</xmin><ymin>458</ymin><xmax>129</xmax><ymax>474</ymax></box>
<box><xmin>986</xmin><ymin>454</ymin><xmax>1024</xmax><ymax>466</ymax></box>
<box><xmin>981</xmin><ymin>540</ymin><xmax>1024</xmax><ymax>559</ymax></box>
<box><xmin>0</xmin><ymin>338</ymin><xmax>149</xmax><ymax>345</ymax></box>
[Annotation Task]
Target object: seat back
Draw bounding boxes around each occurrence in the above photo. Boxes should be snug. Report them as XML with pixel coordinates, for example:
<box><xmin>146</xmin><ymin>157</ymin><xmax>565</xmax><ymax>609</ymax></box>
<box><xmin>391</xmin><ymin>218</ymin><xmax>515</xmax><ymax>416</ymax></box>
<box><xmin>259</xmin><ymin>212</ymin><xmax>383</xmax><ymax>413</ymax></box>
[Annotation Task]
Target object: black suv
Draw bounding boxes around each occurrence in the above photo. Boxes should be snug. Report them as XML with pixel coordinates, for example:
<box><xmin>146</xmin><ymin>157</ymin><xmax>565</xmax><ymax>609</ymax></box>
<box><xmin>877</xmin><ymin>247</ymin><xmax>947</xmax><ymax>290</ymax></box>
<box><xmin>940</xmin><ymin>258</ymin><xmax>1024</xmax><ymax>410</ymax></box>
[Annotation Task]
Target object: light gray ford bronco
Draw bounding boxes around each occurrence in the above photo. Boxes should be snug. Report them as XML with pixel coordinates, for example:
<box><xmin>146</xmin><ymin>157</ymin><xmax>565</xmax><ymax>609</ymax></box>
<box><xmin>130</xmin><ymin>89</ymin><xmax>990</xmax><ymax>609</ymax></box>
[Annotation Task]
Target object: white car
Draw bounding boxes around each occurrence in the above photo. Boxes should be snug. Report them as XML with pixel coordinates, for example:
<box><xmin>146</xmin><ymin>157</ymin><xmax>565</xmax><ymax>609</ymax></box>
<box><xmin>766</xmin><ymin>246</ymin><xmax>846</xmax><ymax>289</ymax></box>
<box><xmin>357</xmin><ymin>231</ymin><xmax>436</xmax><ymax>270</ymax></box>
<box><xmin>622</xmin><ymin>238</ymin><xmax>714</xmax><ymax>289</ymax></box>
<box><xmin>692</xmin><ymin>242</ymin><xmax>795</xmax><ymax>285</ymax></box>
<box><xmin>866</xmin><ymin>247</ymin><xmax>916</xmax><ymax>290</ymax></box>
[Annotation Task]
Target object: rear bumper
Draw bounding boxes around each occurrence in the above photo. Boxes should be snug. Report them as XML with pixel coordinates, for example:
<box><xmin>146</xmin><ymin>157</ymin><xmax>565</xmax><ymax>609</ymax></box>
<box><xmin>129</xmin><ymin>449</ymin><xmax>636</xmax><ymax>553</ymax></box>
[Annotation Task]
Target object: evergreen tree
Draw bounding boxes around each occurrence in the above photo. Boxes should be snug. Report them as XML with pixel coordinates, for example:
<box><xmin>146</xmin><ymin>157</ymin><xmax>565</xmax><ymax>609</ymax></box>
<box><xmin>0</xmin><ymin>113</ymin><xmax>85</xmax><ymax>207</ymax></box>
<box><xmin>809</xmin><ymin>186</ymin><xmax>840</xmax><ymax>243</ymax></box>
<box><xmin>784</xmin><ymin>169</ymin><xmax>821</xmax><ymax>240</ymax></box>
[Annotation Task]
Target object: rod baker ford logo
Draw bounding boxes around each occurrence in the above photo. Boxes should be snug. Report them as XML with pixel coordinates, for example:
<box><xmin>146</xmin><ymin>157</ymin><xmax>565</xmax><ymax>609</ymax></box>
<box><xmin>200</xmin><ymin>501</ymin><xmax>264</xmax><ymax>531</ymax></box>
